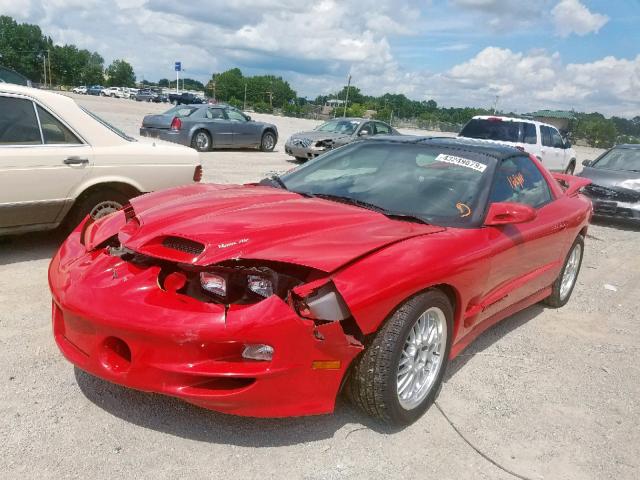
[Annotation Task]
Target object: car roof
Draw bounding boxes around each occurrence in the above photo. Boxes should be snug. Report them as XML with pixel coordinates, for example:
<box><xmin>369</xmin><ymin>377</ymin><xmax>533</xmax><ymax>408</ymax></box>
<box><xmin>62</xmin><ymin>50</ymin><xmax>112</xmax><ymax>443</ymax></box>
<box><xmin>365</xmin><ymin>135</ymin><xmax>526</xmax><ymax>160</ymax></box>
<box><xmin>471</xmin><ymin>115</ymin><xmax>558</xmax><ymax>130</ymax></box>
<box><xmin>615</xmin><ymin>144</ymin><xmax>640</xmax><ymax>150</ymax></box>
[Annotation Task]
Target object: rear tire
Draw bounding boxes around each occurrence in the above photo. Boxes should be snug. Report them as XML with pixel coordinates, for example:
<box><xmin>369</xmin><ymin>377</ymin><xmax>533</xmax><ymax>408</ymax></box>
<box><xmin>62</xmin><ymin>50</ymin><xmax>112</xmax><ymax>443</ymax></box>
<box><xmin>544</xmin><ymin>235</ymin><xmax>584</xmax><ymax>308</ymax></box>
<box><xmin>294</xmin><ymin>156</ymin><xmax>307</xmax><ymax>162</ymax></box>
<box><xmin>191</xmin><ymin>130</ymin><xmax>211</xmax><ymax>152</ymax></box>
<box><xmin>347</xmin><ymin>289</ymin><xmax>453</xmax><ymax>425</ymax></box>
<box><xmin>260</xmin><ymin>131</ymin><xmax>276</xmax><ymax>152</ymax></box>
<box><xmin>64</xmin><ymin>188</ymin><xmax>130</xmax><ymax>231</ymax></box>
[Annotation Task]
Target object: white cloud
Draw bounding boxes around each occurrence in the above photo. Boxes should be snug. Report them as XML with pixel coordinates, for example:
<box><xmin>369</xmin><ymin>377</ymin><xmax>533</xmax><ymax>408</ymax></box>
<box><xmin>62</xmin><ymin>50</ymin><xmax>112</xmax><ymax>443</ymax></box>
<box><xmin>433</xmin><ymin>47</ymin><xmax>640</xmax><ymax>116</ymax></box>
<box><xmin>551</xmin><ymin>0</ymin><xmax>609</xmax><ymax>37</ymax></box>
<box><xmin>449</xmin><ymin>0</ymin><xmax>552</xmax><ymax>29</ymax></box>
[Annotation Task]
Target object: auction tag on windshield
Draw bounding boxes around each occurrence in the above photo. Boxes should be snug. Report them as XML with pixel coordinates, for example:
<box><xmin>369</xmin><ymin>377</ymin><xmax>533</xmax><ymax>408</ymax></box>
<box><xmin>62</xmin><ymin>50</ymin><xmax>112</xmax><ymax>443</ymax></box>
<box><xmin>435</xmin><ymin>154</ymin><xmax>487</xmax><ymax>173</ymax></box>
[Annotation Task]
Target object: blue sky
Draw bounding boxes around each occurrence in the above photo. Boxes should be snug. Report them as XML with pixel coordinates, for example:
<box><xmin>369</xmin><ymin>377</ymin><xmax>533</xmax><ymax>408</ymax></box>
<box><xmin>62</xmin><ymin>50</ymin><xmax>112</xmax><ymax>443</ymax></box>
<box><xmin>1</xmin><ymin>0</ymin><xmax>638</xmax><ymax>116</ymax></box>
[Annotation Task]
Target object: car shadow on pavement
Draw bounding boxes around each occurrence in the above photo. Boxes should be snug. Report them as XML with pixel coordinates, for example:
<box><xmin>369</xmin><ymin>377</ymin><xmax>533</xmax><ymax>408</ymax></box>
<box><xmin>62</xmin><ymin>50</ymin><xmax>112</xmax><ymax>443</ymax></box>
<box><xmin>74</xmin><ymin>303</ymin><xmax>547</xmax><ymax>446</ymax></box>
<box><xmin>0</xmin><ymin>229</ymin><xmax>65</xmax><ymax>266</ymax></box>
<box><xmin>74</xmin><ymin>367</ymin><xmax>396</xmax><ymax>446</ymax></box>
<box><xmin>444</xmin><ymin>303</ymin><xmax>545</xmax><ymax>381</ymax></box>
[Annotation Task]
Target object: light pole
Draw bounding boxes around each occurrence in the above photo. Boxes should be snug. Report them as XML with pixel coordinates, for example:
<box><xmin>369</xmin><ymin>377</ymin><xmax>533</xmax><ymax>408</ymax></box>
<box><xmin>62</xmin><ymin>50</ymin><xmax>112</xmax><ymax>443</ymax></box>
<box><xmin>343</xmin><ymin>74</ymin><xmax>352</xmax><ymax>117</ymax></box>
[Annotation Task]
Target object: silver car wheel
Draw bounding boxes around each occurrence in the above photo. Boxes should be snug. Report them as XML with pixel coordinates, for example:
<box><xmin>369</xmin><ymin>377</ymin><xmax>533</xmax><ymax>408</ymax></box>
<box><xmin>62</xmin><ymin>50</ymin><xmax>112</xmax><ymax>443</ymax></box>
<box><xmin>89</xmin><ymin>200</ymin><xmax>123</xmax><ymax>219</ymax></box>
<box><xmin>560</xmin><ymin>243</ymin><xmax>582</xmax><ymax>300</ymax></box>
<box><xmin>262</xmin><ymin>133</ymin><xmax>275</xmax><ymax>151</ymax></box>
<box><xmin>397</xmin><ymin>306</ymin><xmax>447</xmax><ymax>410</ymax></box>
<box><xmin>195</xmin><ymin>132</ymin><xmax>210</xmax><ymax>151</ymax></box>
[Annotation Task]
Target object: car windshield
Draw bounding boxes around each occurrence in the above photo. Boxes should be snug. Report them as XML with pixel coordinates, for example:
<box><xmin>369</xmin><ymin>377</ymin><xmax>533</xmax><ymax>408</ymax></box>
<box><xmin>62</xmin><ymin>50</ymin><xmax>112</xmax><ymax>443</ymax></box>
<box><xmin>163</xmin><ymin>106</ymin><xmax>198</xmax><ymax>117</ymax></box>
<box><xmin>279</xmin><ymin>141</ymin><xmax>496</xmax><ymax>227</ymax></box>
<box><xmin>316</xmin><ymin>119</ymin><xmax>361</xmax><ymax>135</ymax></box>
<box><xmin>460</xmin><ymin>118</ymin><xmax>527</xmax><ymax>143</ymax></box>
<box><xmin>80</xmin><ymin>107</ymin><xmax>135</xmax><ymax>142</ymax></box>
<box><xmin>593</xmin><ymin>148</ymin><xmax>640</xmax><ymax>172</ymax></box>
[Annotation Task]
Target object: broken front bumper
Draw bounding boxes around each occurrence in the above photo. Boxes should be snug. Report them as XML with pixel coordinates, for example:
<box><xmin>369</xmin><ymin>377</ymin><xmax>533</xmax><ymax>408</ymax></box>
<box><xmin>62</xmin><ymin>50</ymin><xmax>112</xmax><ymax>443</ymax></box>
<box><xmin>48</xmin><ymin>228</ymin><xmax>362</xmax><ymax>417</ymax></box>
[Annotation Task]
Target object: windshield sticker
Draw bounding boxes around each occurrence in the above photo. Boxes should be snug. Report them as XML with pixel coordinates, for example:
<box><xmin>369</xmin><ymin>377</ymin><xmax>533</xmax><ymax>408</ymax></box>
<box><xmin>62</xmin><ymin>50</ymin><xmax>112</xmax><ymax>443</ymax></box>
<box><xmin>508</xmin><ymin>172</ymin><xmax>525</xmax><ymax>190</ymax></box>
<box><xmin>435</xmin><ymin>154</ymin><xmax>487</xmax><ymax>173</ymax></box>
<box><xmin>456</xmin><ymin>202</ymin><xmax>472</xmax><ymax>217</ymax></box>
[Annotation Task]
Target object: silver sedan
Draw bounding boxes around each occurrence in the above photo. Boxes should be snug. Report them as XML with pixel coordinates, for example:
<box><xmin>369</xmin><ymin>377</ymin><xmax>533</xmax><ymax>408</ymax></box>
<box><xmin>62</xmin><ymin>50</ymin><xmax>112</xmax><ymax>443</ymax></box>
<box><xmin>140</xmin><ymin>104</ymin><xmax>278</xmax><ymax>152</ymax></box>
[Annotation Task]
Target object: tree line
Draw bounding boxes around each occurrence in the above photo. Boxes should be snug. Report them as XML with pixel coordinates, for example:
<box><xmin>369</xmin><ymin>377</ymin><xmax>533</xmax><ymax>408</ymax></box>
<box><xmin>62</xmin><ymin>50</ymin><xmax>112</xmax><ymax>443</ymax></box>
<box><xmin>1</xmin><ymin>15</ymin><xmax>637</xmax><ymax>147</ymax></box>
<box><xmin>0</xmin><ymin>15</ymin><xmax>135</xmax><ymax>86</ymax></box>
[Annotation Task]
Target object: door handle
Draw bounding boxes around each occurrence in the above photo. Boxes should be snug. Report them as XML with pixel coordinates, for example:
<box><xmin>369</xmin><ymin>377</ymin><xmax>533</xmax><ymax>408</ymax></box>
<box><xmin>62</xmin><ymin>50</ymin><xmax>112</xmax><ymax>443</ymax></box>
<box><xmin>63</xmin><ymin>156</ymin><xmax>89</xmax><ymax>165</ymax></box>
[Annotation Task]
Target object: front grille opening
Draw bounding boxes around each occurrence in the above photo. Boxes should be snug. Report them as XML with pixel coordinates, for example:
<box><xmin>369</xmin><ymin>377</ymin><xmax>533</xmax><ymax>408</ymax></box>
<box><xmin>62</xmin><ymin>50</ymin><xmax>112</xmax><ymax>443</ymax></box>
<box><xmin>184</xmin><ymin>377</ymin><xmax>255</xmax><ymax>393</ymax></box>
<box><xmin>162</xmin><ymin>236</ymin><xmax>205</xmax><ymax>255</ymax></box>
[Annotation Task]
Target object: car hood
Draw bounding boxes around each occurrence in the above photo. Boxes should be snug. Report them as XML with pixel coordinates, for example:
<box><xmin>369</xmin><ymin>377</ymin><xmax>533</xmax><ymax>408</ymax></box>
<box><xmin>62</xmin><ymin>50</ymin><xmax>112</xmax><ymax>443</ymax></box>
<box><xmin>579</xmin><ymin>167</ymin><xmax>640</xmax><ymax>192</ymax></box>
<box><xmin>288</xmin><ymin>130</ymin><xmax>351</xmax><ymax>142</ymax></box>
<box><xmin>124</xmin><ymin>184</ymin><xmax>444</xmax><ymax>272</ymax></box>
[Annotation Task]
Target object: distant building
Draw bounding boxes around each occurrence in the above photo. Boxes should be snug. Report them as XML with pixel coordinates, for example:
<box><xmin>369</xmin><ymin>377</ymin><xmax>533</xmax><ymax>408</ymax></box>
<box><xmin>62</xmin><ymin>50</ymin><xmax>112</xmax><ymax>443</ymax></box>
<box><xmin>530</xmin><ymin>110</ymin><xmax>575</xmax><ymax>133</ymax></box>
<box><xmin>0</xmin><ymin>66</ymin><xmax>32</xmax><ymax>87</ymax></box>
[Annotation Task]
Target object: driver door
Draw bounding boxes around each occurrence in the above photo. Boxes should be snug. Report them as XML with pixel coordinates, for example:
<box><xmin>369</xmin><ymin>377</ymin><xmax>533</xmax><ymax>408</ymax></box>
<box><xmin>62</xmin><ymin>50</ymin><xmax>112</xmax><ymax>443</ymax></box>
<box><xmin>476</xmin><ymin>155</ymin><xmax>569</xmax><ymax>322</ymax></box>
<box><xmin>0</xmin><ymin>96</ymin><xmax>92</xmax><ymax>229</ymax></box>
<box><xmin>227</xmin><ymin>109</ymin><xmax>258</xmax><ymax>147</ymax></box>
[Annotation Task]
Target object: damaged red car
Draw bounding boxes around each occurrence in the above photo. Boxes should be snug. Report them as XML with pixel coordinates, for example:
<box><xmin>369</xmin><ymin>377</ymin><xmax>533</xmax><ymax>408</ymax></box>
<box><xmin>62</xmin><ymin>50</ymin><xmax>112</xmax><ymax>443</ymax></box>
<box><xmin>49</xmin><ymin>137</ymin><xmax>592</xmax><ymax>425</ymax></box>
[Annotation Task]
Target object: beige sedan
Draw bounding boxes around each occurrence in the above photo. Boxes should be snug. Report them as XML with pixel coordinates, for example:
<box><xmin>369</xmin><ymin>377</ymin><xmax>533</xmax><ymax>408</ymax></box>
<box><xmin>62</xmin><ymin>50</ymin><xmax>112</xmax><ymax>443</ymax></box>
<box><xmin>0</xmin><ymin>84</ymin><xmax>201</xmax><ymax>235</ymax></box>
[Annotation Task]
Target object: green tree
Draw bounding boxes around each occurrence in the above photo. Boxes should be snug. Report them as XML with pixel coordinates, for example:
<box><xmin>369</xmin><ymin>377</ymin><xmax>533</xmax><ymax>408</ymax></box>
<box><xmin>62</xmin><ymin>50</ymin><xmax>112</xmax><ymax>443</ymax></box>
<box><xmin>158</xmin><ymin>78</ymin><xmax>169</xmax><ymax>87</ymax></box>
<box><xmin>212</xmin><ymin>68</ymin><xmax>244</xmax><ymax>101</ymax></box>
<box><xmin>105</xmin><ymin>59</ymin><xmax>135</xmax><ymax>87</ymax></box>
<box><xmin>0</xmin><ymin>16</ymin><xmax>48</xmax><ymax>82</ymax></box>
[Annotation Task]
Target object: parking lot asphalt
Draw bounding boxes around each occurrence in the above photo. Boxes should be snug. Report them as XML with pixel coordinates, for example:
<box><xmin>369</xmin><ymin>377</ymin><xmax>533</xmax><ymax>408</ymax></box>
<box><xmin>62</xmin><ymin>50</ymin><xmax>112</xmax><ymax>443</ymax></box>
<box><xmin>1</xmin><ymin>95</ymin><xmax>638</xmax><ymax>480</ymax></box>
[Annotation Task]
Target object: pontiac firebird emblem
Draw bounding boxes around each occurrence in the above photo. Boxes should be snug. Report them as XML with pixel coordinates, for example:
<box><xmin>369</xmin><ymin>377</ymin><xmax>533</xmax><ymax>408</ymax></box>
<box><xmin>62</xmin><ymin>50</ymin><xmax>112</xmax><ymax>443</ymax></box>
<box><xmin>218</xmin><ymin>238</ymin><xmax>249</xmax><ymax>249</ymax></box>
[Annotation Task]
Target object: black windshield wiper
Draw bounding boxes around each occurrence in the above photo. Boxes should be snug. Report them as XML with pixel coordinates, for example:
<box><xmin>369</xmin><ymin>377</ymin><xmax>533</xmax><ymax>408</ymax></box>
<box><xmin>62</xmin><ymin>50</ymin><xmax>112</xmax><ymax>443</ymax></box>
<box><xmin>312</xmin><ymin>194</ymin><xmax>430</xmax><ymax>224</ymax></box>
<box><xmin>259</xmin><ymin>175</ymin><xmax>287</xmax><ymax>190</ymax></box>
<box><xmin>311</xmin><ymin>193</ymin><xmax>387</xmax><ymax>213</ymax></box>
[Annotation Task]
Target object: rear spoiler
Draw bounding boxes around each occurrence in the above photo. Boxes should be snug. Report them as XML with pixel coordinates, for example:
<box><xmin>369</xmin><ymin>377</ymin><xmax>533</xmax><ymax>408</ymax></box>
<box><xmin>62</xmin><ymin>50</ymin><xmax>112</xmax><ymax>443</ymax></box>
<box><xmin>552</xmin><ymin>173</ymin><xmax>592</xmax><ymax>197</ymax></box>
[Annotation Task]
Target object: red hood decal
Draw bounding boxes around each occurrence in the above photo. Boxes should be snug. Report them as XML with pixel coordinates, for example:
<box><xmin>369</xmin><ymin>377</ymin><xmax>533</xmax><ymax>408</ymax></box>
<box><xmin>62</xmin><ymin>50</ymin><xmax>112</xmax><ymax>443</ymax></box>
<box><xmin>126</xmin><ymin>184</ymin><xmax>445</xmax><ymax>272</ymax></box>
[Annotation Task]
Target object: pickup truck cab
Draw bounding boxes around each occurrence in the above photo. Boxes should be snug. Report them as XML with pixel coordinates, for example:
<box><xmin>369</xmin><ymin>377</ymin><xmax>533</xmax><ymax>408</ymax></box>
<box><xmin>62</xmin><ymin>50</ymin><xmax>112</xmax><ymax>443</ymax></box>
<box><xmin>459</xmin><ymin>116</ymin><xmax>578</xmax><ymax>174</ymax></box>
<box><xmin>0</xmin><ymin>84</ymin><xmax>201</xmax><ymax>235</ymax></box>
<box><xmin>102</xmin><ymin>87</ymin><xmax>125</xmax><ymax>98</ymax></box>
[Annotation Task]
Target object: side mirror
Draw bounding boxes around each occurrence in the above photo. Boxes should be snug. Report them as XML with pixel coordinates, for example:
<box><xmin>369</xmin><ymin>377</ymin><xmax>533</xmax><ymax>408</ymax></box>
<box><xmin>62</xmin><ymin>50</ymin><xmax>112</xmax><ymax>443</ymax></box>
<box><xmin>484</xmin><ymin>202</ymin><xmax>537</xmax><ymax>226</ymax></box>
<box><xmin>563</xmin><ymin>139</ymin><xmax>571</xmax><ymax>149</ymax></box>
<box><xmin>582</xmin><ymin>159</ymin><xmax>592</xmax><ymax>167</ymax></box>
<box><xmin>359</xmin><ymin>129</ymin><xmax>370</xmax><ymax>136</ymax></box>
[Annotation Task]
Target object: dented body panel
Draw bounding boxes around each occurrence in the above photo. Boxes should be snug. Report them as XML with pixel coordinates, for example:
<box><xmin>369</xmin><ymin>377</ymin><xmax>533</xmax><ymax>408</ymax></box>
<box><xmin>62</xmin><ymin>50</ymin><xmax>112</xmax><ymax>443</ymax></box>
<box><xmin>49</xmin><ymin>140</ymin><xmax>592</xmax><ymax>418</ymax></box>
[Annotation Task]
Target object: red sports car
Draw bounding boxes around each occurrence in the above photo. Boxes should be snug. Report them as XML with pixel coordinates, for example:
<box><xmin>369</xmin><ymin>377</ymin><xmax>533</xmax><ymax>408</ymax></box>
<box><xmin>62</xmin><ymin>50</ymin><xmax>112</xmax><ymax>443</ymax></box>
<box><xmin>49</xmin><ymin>137</ymin><xmax>592</xmax><ymax>425</ymax></box>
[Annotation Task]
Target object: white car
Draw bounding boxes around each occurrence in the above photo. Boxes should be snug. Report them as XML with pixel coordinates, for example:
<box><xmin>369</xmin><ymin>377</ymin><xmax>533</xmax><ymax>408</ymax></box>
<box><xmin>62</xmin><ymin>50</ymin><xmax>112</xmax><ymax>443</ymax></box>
<box><xmin>72</xmin><ymin>86</ymin><xmax>87</xmax><ymax>94</ymax></box>
<box><xmin>101</xmin><ymin>87</ymin><xmax>125</xmax><ymax>98</ymax></box>
<box><xmin>123</xmin><ymin>88</ymin><xmax>139</xmax><ymax>99</ymax></box>
<box><xmin>459</xmin><ymin>116</ymin><xmax>578</xmax><ymax>174</ymax></box>
<box><xmin>0</xmin><ymin>84</ymin><xmax>202</xmax><ymax>235</ymax></box>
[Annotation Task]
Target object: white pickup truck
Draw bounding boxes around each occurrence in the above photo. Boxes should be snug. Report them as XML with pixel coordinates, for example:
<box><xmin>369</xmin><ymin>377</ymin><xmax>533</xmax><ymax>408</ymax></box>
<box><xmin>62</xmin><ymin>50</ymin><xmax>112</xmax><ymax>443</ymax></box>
<box><xmin>0</xmin><ymin>84</ymin><xmax>202</xmax><ymax>235</ymax></box>
<box><xmin>459</xmin><ymin>116</ymin><xmax>578</xmax><ymax>174</ymax></box>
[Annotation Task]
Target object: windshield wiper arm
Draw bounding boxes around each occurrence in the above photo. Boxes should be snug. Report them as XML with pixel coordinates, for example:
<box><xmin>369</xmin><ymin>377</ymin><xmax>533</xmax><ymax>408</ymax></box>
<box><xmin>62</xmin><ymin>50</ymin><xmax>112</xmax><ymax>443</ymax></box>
<box><xmin>312</xmin><ymin>193</ymin><xmax>387</xmax><ymax>213</ymax></box>
<box><xmin>260</xmin><ymin>175</ymin><xmax>288</xmax><ymax>190</ymax></box>
<box><xmin>312</xmin><ymin>194</ymin><xmax>430</xmax><ymax>224</ymax></box>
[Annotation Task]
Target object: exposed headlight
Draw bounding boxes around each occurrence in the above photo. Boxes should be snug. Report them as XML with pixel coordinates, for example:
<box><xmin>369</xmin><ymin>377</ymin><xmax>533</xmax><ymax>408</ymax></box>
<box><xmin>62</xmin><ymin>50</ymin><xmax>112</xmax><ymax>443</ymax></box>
<box><xmin>242</xmin><ymin>344</ymin><xmax>274</xmax><ymax>361</ymax></box>
<box><xmin>200</xmin><ymin>272</ymin><xmax>226</xmax><ymax>296</ymax></box>
<box><xmin>247</xmin><ymin>275</ymin><xmax>273</xmax><ymax>298</ymax></box>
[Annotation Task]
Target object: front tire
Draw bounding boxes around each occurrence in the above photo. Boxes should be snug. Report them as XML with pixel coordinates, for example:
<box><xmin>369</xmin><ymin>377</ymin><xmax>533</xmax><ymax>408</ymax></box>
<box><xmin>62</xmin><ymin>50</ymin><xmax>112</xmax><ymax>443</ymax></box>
<box><xmin>544</xmin><ymin>235</ymin><xmax>584</xmax><ymax>308</ymax></box>
<box><xmin>64</xmin><ymin>188</ymin><xmax>130</xmax><ymax>231</ymax></box>
<box><xmin>348</xmin><ymin>289</ymin><xmax>453</xmax><ymax>425</ymax></box>
<box><xmin>191</xmin><ymin>130</ymin><xmax>211</xmax><ymax>152</ymax></box>
<box><xmin>260</xmin><ymin>131</ymin><xmax>276</xmax><ymax>152</ymax></box>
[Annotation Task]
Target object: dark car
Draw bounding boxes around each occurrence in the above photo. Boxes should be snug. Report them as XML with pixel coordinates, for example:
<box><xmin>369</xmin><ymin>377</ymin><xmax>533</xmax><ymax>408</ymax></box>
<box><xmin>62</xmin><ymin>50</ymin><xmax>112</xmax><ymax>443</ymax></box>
<box><xmin>168</xmin><ymin>92</ymin><xmax>205</xmax><ymax>105</ymax></box>
<box><xmin>140</xmin><ymin>104</ymin><xmax>278</xmax><ymax>152</ymax></box>
<box><xmin>87</xmin><ymin>85</ymin><xmax>104</xmax><ymax>96</ymax></box>
<box><xmin>135</xmin><ymin>88</ymin><xmax>167</xmax><ymax>103</ymax></box>
<box><xmin>579</xmin><ymin>144</ymin><xmax>640</xmax><ymax>222</ymax></box>
<box><xmin>285</xmin><ymin>118</ymin><xmax>399</xmax><ymax>161</ymax></box>
<box><xmin>0</xmin><ymin>65</ymin><xmax>32</xmax><ymax>86</ymax></box>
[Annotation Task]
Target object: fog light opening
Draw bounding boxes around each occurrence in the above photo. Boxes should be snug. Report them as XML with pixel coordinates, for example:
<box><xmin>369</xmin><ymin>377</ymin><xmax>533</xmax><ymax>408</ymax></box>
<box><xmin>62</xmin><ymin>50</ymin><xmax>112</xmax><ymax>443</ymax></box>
<box><xmin>242</xmin><ymin>344</ymin><xmax>274</xmax><ymax>361</ymax></box>
<box><xmin>99</xmin><ymin>336</ymin><xmax>132</xmax><ymax>373</ymax></box>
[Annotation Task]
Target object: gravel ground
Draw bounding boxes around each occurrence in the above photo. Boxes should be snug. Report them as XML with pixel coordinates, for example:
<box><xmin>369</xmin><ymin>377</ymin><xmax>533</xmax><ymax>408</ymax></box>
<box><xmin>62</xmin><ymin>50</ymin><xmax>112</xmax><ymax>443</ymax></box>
<box><xmin>1</xmin><ymin>95</ymin><xmax>638</xmax><ymax>480</ymax></box>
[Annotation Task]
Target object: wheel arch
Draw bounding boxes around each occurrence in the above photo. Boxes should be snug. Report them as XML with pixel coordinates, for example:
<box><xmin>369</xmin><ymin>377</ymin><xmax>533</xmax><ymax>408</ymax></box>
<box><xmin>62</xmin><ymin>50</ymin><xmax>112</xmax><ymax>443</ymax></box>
<box><xmin>262</xmin><ymin>126</ymin><xmax>278</xmax><ymax>141</ymax></box>
<box><xmin>59</xmin><ymin>180</ymin><xmax>142</xmax><ymax>224</ymax></box>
